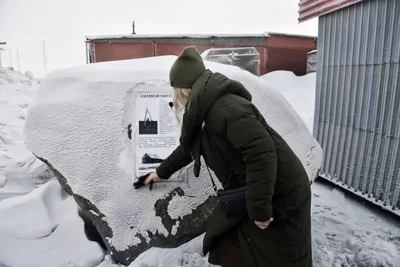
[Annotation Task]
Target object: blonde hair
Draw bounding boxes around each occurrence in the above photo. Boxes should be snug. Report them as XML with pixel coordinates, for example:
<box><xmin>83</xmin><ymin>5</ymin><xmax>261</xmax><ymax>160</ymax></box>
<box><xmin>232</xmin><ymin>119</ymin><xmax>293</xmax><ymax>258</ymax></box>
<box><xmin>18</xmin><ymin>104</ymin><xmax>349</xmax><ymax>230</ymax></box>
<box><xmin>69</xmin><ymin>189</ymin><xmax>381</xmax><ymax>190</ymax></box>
<box><xmin>173</xmin><ymin>87</ymin><xmax>191</xmax><ymax>124</ymax></box>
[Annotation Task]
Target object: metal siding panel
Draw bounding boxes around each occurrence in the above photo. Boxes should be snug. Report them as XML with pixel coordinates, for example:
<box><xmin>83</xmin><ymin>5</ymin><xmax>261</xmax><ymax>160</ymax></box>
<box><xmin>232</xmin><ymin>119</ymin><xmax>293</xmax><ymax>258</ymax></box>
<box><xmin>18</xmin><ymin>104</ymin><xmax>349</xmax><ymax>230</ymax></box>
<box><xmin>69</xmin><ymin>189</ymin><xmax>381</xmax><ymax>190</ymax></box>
<box><xmin>382</xmin><ymin>63</ymin><xmax>399</xmax><ymax>205</ymax></box>
<box><xmin>322</xmin><ymin>14</ymin><xmax>334</xmax><ymax>173</ymax></box>
<box><xmin>374</xmin><ymin>63</ymin><xmax>391</xmax><ymax>199</ymax></box>
<box><xmin>298</xmin><ymin>0</ymin><xmax>363</xmax><ymax>22</ymax></box>
<box><xmin>314</xmin><ymin>17</ymin><xmax>326</xmax><ymax>138</ymax></box>
<box><xmin>340</xmin><ymin>6</ymin><xmax>356</xmax><ymax>185</ymax></box>
<box><xmin>375</xmin><ymin>0</ymin><xmax>386</xmax><ymax>65</ymax></box>
<box><xmin>329</xmin><ymin>10</ymin><xmax>342</xmax><ymax>178</ymax></box>
<box><xmin>391</xmin><ymin>1</ymin><xmax>400</xmax><ymax>64</ymax></box>
<box><xmin>316</xmin><ymin>0</ymin><xmax>400</xmax><ymax>215</ymax></box>
<box><xmin>316</xmin><ymin>17</ymin><xmax>328</xmax><ymax>142</ymax></box>
<box><xmin>335</xmin><ymin>8</ymin><xmax>349</xmax><ymax>182</ymax></box>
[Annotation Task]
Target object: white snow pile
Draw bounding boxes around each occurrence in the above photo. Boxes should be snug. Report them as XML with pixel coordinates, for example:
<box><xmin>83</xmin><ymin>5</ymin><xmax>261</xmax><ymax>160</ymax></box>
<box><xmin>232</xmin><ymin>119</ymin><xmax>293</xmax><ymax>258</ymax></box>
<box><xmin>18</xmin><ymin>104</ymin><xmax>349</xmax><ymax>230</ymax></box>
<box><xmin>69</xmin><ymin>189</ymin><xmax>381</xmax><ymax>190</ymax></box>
<box><xmin>261</xmin><ymin>70</ymin><xmax>317</xmax><ymax>133</ymax></box>
<box><xmin>127</xmin><ymin>235</ymin><xmax>214</xmax><ymax>267</ymax></box>
<box><xmin>0</xmin><ymin>180</ymin><xmax>105</xmax><ymax>267</ymax></box>
<box><xmin>0</xmin><ymin>67</ymin><xmax>45</xmax><ymax>200</ymax></box>
<box><xmin>0</xmin><ymin>180</ymin><xmax>214</xmax><ymax>267</ymax></box>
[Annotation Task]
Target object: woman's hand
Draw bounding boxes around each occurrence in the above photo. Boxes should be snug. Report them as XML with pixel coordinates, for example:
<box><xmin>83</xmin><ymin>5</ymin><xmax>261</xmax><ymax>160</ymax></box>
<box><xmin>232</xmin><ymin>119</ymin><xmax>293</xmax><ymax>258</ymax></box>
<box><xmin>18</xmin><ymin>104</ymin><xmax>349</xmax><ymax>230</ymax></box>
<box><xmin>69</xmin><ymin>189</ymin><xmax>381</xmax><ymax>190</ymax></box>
<box><xmin>144</xmin><ymin>172</ymin><xmax>161</xmax><ymax>185</ymax></box>
<box><xmin>255</xmin><ymin>218</ymin><xmax>274</xmax><ymax>230</ymax></box>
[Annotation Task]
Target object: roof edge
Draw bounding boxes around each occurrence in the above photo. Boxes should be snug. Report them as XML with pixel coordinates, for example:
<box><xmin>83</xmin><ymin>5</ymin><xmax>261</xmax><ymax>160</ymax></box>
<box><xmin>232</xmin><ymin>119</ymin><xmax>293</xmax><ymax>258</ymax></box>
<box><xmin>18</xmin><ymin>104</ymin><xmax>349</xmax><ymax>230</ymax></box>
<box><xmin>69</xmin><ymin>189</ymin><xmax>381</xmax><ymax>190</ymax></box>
<box><xmin>264</xmin><ymin>31</ymin><xmax>317</xmax><ymax>39</ymax></box>
<box><xmin>85</xmin><ymin>33</ymin><xmax>270</xmax><ymax>41</ymax></box>
<box><xmin>85</xmin><ymin>31</ymin><xmax>317</xmax><ymax>41</ymax></box>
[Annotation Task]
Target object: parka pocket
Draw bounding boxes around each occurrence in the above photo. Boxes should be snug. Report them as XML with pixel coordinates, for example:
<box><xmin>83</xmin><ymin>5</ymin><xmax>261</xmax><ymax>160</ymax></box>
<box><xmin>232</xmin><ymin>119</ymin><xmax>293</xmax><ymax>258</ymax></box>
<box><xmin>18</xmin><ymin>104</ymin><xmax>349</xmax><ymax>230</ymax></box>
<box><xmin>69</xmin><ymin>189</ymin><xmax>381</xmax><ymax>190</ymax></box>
<box><xmin>244</xmin><ymin>221</ymin><xmax>301</xmax><ymax>266</ymax></box>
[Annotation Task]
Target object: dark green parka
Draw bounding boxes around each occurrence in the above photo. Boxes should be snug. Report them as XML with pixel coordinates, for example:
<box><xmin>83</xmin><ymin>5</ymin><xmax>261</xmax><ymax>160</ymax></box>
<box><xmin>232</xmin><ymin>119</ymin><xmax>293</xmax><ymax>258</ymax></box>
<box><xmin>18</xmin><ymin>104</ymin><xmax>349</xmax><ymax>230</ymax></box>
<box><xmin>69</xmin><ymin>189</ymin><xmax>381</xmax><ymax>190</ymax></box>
<box><xmin>157</xmin><ymin>70</ymin><xmax>312</xmax><ymax>267</ymax></box>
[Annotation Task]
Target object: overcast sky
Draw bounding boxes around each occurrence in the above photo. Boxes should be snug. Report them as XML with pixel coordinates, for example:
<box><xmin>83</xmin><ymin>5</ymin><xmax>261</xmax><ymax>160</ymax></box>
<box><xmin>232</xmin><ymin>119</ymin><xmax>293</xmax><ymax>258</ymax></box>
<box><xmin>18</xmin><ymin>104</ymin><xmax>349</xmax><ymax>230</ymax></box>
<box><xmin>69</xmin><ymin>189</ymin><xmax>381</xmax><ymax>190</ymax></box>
<box><xmin>0</xmin><ymin>0</ymin><xmax>317</xmax><ymax>77</ymax></box>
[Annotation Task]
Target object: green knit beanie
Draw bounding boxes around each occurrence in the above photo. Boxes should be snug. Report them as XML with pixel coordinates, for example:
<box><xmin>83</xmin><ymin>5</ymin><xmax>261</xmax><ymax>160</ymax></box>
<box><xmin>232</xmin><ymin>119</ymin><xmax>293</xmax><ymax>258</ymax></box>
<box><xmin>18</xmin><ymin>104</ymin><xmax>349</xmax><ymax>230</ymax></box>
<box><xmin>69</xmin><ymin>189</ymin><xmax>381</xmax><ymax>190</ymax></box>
<box><xmin>169</xmin><ymin>46</ymin><xmax>206</xmax><ymax>88</ymax></box>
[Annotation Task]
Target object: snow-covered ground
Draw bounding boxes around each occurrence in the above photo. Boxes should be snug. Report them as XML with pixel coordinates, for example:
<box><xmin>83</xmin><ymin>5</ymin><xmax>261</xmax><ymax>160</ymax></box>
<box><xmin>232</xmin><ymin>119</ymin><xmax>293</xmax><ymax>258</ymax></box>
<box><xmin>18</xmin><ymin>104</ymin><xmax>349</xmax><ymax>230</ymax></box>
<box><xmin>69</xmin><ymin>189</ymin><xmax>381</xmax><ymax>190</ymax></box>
<box><xmin>0</xmin><ymin>68</ymin><xmax>46</xmax><ymax>201</ymax></box>
<box><xmin>1</xmin><ymin>174</ymin><xmax>399</xmax><ymax>267</ymax></box>
<box><xmin>261</xmin><ymin>71</ymin><xmax>316</xmax><ymax>134</ymax></box>
<box><xmin>312</xmin><ymin>181</ymin><xmax>400</xmax><ymax>266</ymax></box>
<box><xmin>0</xmin><ymin>67</ymin><xmax>399</xmax><ymax>267</ymax></box>
<box><xmin>0</xmin><ymin>180</ymin><xmax>105</xmax><ymax>267</ymax></box>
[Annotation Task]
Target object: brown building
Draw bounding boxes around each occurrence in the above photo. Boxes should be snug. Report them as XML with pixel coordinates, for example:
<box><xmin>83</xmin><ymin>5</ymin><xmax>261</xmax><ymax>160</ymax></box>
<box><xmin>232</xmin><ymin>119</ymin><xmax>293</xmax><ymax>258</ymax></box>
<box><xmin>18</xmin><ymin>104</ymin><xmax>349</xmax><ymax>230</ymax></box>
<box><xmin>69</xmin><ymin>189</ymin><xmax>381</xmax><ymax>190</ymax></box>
<box><xmin>85</xmin><ymin>32</ymin><xmax>317</xmax><ymax>76</ymax></box>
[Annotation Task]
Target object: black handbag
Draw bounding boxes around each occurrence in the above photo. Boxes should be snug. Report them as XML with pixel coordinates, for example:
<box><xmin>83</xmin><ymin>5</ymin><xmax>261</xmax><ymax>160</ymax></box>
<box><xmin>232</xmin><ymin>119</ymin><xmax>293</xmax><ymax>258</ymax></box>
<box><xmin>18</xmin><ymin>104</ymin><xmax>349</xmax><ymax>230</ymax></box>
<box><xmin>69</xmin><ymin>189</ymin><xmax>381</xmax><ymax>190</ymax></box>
<box><xmin>204</xmin><ymin>164</ymin><xmax>248</xmax><ymax>217</ymax></box>
<box><xmin>210</xmin><ymin>167</ymin><xmax>301</xmax><ymax>233</ymax></box>
<box><xmin>217</xmin><ymin>186</ymin><xmax>247</xmax><ymax>217</ymax></box>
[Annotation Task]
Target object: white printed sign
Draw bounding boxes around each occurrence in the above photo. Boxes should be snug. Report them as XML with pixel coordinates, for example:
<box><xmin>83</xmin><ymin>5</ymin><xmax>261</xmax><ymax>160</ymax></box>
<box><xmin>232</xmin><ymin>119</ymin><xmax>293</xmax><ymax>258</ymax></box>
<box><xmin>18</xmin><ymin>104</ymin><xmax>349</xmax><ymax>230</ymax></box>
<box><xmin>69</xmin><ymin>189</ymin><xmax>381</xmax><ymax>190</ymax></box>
<box><xmin>133</xmin><ymin>92</ymin><xmax>183</xmax><ymax>180</ymax></box>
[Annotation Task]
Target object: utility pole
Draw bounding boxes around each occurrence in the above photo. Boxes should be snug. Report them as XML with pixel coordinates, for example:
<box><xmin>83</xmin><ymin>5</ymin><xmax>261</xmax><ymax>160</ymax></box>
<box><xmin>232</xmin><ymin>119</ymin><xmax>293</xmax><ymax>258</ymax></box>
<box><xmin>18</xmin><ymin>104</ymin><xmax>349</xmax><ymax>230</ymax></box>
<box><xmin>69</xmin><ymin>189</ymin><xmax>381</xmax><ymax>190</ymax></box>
<box><xmin>42</xmin><ymin>40</ymin><xmax>47</xmax><ymax>73</ymax></box>
<box><xmin>0</xmin><ymin>48</ymin><xmax>4</xmax><ymax>67</ymax></box>
<box><xmin>132</xmin><ymin>21</ymin><xmax>136</xmax><ymax>34</ymax></box>
<box><xmin>9</xmin><ymin>49</ymin><xmax>13</xmax><ymax>68</ymax></box>
<box><xmin>0</xmin><ymin>42</ymin><xmax>6</xmax><ymax>68</ymax></box>
<box><xmin>16</xmin><ymin>49</ymin><xmax>21</xmax><ymax>71</ymax></box>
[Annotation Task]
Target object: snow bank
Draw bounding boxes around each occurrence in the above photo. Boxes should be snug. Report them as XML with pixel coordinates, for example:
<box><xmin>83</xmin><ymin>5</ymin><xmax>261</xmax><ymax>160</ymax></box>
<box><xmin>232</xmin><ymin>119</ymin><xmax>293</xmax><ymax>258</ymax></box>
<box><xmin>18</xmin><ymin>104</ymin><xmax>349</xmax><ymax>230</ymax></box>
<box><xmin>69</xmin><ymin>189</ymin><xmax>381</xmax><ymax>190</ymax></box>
<box><xmin>261</xmin><ymin>70</ymin><xmax>317</xmax><ymax>133</ymax></box>
<box><xmin>0</xmin><ymin>180</ymin><xmax>105</xmax><ymax>267</ymax></box>
<box><xmin>0</xmin><ymin>67</ymin><xmax>45</xmax><ymax>200</ymax></box>
<box><xmin>23</xmin><ymin>56</ymin><xmax>322</xmax><ymax>264</ymax></box>
<box><xmin>113</xmin><ymin>180</ymin><xmax>400</xmax><ymax>267</ymax></box>
<box><xmin>2</xmin><ymin>179</ymin><xmax>399</xmax><ymax>267</ymax></box>
<box><xmin>312</xmin><ymin>182</ymin><xmax>400</xmax><ymax>267</ymax></box>
<box><xmin>127</xmin><ymin>235</ymin><xmax>215</xmax><ymax>267</ymax></box>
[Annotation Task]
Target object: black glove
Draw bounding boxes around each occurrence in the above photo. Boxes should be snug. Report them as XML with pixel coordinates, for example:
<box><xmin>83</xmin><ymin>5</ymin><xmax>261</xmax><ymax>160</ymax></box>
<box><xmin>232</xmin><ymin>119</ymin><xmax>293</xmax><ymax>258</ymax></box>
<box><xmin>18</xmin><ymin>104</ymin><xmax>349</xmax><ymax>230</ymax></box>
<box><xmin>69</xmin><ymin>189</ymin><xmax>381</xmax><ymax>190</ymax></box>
<box><xmin>133</xmin><ymin>173</ymin><xmax>154</xmax><ymax>190</ymax></box>
<box><xmin>272</xmin><ymin>206</ymin><xmax>300</xmax><ymax>235</ymax></box>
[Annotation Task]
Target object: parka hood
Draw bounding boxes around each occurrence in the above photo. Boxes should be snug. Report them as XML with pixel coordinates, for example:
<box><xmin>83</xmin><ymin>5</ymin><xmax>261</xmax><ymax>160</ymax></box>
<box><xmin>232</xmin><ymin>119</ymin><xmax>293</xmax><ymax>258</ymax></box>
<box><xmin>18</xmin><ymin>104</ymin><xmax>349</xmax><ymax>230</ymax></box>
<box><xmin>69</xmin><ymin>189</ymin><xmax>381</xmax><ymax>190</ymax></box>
<box><xmin>190</xmin><ymin>70</ymin><xmax>252</xmax><ymax>124</ymax></box>
<box><xmin>179</xmin><ymin>69</ymin><xmax>252</xmax><ymax>148</ymax></box>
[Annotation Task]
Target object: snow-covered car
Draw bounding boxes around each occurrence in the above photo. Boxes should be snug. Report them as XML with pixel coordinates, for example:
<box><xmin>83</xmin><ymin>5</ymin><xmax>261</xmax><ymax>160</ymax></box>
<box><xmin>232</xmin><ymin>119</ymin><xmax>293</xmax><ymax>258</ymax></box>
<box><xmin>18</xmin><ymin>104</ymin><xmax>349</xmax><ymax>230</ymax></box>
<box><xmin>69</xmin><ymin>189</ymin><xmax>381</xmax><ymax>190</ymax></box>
<box><xmin>23</xmin><ymin>56</ymin><xmax>323</xmax><ymax>265</ymax></box>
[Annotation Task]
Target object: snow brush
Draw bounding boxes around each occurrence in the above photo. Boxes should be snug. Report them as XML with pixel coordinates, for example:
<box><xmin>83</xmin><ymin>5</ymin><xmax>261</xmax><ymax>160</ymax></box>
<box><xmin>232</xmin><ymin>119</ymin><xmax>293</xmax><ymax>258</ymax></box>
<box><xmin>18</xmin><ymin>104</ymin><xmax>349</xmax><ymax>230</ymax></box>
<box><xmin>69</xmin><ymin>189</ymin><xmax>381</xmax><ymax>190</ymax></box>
<box><xmin>133</xmin><ymin>173</ymin><xmax>186</xmax><ymax>191</ymax></box>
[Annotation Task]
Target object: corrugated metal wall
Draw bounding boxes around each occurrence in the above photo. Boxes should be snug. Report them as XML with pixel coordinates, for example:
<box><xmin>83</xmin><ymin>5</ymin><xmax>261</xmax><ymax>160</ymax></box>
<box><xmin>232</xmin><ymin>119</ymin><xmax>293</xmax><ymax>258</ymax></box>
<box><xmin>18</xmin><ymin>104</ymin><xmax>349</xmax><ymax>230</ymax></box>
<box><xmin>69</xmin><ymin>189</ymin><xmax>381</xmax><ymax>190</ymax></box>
<box><xmin>315</xmin><ymin>0</ymin><xmax>400</xmax><ymax>215</ymax></box>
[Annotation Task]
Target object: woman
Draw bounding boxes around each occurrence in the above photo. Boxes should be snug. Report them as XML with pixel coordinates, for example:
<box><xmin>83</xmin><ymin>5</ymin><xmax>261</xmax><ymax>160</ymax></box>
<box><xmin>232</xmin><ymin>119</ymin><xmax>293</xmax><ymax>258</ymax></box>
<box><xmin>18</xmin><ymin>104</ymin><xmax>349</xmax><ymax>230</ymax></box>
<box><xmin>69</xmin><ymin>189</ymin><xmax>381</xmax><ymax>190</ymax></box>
<box><xmin>144</xmin><ymin>46</ymin><xmax>312</xmax><ymax>267</ymax></box>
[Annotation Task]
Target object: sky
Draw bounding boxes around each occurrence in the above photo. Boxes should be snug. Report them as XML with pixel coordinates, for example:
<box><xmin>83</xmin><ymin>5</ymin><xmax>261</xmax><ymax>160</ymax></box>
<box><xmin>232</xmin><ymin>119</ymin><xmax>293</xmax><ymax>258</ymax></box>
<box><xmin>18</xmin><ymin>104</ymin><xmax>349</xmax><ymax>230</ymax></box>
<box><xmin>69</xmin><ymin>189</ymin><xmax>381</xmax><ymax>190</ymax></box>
<box><xmin>0</xmin><ymin>0</ymin><xmax>318</xmax><ymax>78</ymax></box>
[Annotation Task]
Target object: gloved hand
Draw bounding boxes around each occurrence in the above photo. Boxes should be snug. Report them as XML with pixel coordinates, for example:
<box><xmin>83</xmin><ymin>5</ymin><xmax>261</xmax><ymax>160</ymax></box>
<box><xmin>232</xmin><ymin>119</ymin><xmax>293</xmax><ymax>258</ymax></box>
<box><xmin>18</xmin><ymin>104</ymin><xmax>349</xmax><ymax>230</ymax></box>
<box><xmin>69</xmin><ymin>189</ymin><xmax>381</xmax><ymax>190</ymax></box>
<box><xmin>133</xmin><ymin>173</ymin><xmax>154</xmax><ymax>191</ymax></box>
<box><xmin>272</xmin><ymin>206</ymin><xmax>300</xmax><ymax>235</ymax></box>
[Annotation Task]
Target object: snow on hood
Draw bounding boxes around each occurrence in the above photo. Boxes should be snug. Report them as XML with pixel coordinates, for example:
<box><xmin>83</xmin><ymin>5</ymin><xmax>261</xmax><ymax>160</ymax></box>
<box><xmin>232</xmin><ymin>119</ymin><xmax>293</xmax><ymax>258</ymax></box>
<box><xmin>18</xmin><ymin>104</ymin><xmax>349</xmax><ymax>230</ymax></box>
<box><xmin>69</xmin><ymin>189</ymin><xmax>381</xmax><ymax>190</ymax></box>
<box><xmin>0</xmin><ymin>67</ymin><xmax>44</xmax><ymax>198</ymax></box>
<box><xmin>261</xmin><ymin>70</ymin><xmax>317</xmax><ymax>134</ymax></box>
<box><xmin>23</xmin><ymin>56</ymin><xmax>323</xmax><ymax>251</ymax></box>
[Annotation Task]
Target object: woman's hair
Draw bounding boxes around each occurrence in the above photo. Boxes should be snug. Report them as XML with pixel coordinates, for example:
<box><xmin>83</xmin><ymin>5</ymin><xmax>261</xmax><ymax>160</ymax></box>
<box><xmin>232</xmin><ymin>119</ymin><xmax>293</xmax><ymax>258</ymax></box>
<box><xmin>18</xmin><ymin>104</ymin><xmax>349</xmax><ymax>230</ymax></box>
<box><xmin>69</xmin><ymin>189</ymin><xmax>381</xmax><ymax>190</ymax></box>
<box><xmin>173</xmin><ymin>87</ymin><xmax>191</xmax><ymax>124</ymax></box>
